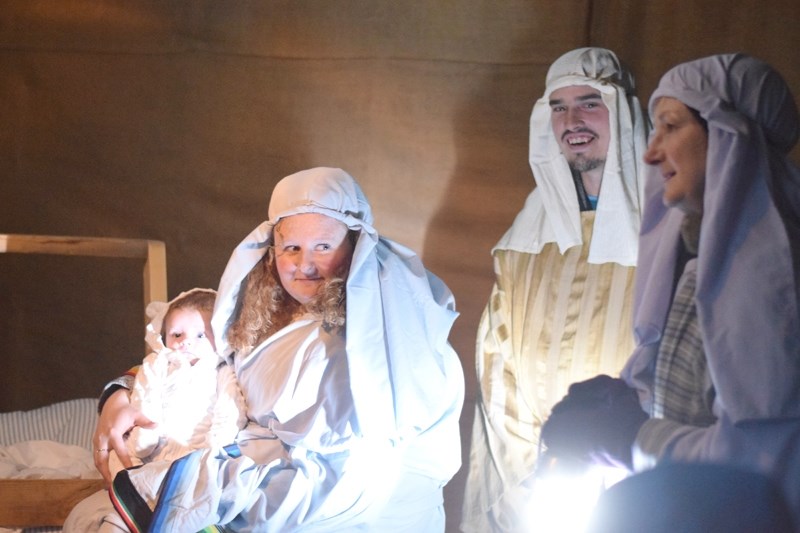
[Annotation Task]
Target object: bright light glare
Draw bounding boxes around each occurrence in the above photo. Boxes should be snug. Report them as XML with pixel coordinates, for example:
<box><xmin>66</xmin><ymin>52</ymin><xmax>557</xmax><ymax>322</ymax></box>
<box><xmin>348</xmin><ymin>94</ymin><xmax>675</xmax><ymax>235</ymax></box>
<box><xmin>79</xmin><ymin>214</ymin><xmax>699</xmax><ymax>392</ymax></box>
<box><xmin>526</xmin><ymin>465</ymin><xmax>629</xmax><ymax>533</ymax></box>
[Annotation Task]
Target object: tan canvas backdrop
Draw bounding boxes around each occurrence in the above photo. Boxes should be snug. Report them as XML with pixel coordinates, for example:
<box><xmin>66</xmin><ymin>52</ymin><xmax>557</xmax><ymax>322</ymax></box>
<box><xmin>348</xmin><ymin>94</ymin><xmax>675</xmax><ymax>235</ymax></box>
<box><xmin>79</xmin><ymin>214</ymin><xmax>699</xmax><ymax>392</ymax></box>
<box><xmin>2</xmin><ymin>1</ymin><xmax>799</xmax><ymax>530</ymax></box>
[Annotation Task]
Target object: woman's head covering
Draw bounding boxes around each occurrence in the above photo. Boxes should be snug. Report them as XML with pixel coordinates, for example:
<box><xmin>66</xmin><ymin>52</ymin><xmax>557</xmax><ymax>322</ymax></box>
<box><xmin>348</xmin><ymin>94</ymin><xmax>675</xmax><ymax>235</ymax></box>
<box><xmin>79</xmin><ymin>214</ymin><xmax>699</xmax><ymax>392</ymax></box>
<box><xmin>144</xmin><ymin>287</ymin><xmax>218</xmax><ymax>354</ymax></box>
<box><xmin>266</xmin><ymin>166</ymin><xmax>375</xmax><ymax>230</ymax></box>
<box><xmin>212</xmin><ymin>167</ymin><xmax>464</xmax><ymax>476</ymax></box>
<box><xmin>623</xmin><ymin>54</ymin><xmax>800</xmax><ymax>421</ymax></box>
<box><xmin>496</xmin><ymin>47</ymin><xmax>648</xmax><ymax>266</ymax></box>
<box><xmin>212</xmin><ymin>167</ymin><xmax>379</xmax><ymax>353</ymax></box>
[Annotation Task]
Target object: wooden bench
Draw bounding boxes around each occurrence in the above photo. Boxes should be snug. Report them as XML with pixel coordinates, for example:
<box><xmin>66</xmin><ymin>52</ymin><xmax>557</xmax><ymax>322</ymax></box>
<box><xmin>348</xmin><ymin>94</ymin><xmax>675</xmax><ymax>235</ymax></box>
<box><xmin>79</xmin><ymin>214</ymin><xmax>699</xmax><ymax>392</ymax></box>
<box><xmin>0</xmin><ymin>234</ymin><xmax>167</xmax><ymax>527</ymax></box>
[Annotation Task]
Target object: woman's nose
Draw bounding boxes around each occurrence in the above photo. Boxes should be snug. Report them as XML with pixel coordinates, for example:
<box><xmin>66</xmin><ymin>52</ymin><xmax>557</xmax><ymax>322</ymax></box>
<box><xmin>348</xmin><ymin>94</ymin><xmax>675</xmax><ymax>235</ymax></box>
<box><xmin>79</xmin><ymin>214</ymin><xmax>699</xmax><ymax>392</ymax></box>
<box><xmin>298</xmin><ymin>252</ymin><xmax>317</xmax><ymax>274</ymax></box>
<box><xmin>644</xmin><ymin>139</ymin><xmax>661</xmax><ymax>165</ymax></box>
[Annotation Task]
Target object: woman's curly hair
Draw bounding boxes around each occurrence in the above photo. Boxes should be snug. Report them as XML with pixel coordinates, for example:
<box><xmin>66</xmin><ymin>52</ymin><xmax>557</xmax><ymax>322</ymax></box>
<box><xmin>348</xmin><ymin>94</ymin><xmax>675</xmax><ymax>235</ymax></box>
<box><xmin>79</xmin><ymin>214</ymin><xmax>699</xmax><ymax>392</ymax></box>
<box><xmin>225</xmin><ymin>230</ymin><xmax>354</xmax><ymax>355</ymax></box>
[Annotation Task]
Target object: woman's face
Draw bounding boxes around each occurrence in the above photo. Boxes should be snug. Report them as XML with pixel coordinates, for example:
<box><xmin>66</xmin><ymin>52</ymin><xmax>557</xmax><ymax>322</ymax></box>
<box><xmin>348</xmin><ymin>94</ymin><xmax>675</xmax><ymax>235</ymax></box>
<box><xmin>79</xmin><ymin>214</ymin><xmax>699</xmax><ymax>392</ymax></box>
<box><xmin>644</xmin><ymin>97</ymin><xmax>709</xmax><ymax>215</ymax></box>
<box><xmin>273</xmin><ymin>213</ymin><xmax>354</xmax><ymax>305</ymax></box>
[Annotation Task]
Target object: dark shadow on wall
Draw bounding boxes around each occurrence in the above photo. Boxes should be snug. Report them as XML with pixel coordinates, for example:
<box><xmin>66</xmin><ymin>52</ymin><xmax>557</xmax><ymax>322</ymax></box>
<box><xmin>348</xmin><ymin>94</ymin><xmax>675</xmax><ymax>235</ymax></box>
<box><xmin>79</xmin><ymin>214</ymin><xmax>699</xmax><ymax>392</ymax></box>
<box><xmin>424</xmin><ymin>21</ymin><xmax>596</xmax><ymax>531</ymax></box>
<box><xmin>421</xmin><ymin>60</ymin><xmax>545</xmax><ymax>533</ymax></box>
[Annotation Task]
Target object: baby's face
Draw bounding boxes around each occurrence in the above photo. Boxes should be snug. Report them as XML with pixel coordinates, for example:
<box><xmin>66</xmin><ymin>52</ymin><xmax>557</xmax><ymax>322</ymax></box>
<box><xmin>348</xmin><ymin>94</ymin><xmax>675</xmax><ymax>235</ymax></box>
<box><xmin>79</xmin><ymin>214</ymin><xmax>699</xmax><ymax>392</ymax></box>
<box><xmin>163</xmin><ymin>308</ymin><xmax>216</xmax><ymax>361</ymax></box>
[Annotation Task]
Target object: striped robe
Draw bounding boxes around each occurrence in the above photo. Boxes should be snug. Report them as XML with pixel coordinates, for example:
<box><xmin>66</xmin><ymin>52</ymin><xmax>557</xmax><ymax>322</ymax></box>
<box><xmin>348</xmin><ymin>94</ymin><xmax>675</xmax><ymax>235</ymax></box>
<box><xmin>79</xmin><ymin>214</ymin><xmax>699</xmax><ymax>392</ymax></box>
<box><xmin>462</xmin><ymin>212</ymin><xmax>636</xmax><ymax>532</ymax></box>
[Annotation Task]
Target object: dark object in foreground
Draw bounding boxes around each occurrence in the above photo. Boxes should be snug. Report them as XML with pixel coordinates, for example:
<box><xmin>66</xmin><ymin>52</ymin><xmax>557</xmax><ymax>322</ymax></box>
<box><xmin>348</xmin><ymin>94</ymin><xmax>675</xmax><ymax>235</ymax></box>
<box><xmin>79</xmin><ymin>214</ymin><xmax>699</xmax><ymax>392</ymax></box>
<box><xmin>587</xmin><ymin>462</ymin><xmax>795</xmax><ymax>533</ymax></box>
<box><xmin>540</xmin><ymin>375</ymin><xmax>647</xmax><ymax>470</ymax></box>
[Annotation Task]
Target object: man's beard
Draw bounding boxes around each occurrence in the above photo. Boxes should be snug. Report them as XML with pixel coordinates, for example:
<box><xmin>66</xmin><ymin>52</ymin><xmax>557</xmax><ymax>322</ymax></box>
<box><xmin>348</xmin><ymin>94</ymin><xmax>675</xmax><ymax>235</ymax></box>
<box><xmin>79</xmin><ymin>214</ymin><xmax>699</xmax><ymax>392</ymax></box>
<box><xmin>568</xmin><ymin>155</ymin><xmax>605</xmax><ymax>173</ymax></box>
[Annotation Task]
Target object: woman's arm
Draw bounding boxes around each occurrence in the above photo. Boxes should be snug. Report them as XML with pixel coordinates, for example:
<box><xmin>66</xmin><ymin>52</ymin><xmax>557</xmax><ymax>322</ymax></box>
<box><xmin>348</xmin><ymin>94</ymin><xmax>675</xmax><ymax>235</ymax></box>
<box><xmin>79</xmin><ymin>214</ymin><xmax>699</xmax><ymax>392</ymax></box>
<box><xmin>92</xmin><ymin>367</ymin><xmax>156</xmax><ymax>485</ymax></box>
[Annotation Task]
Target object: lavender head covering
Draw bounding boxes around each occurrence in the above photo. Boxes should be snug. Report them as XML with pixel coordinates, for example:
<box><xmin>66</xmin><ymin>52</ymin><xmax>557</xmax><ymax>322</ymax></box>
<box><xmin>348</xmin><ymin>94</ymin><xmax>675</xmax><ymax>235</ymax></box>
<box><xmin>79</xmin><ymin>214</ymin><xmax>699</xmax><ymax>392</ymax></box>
<box><xmin>623</xmin><ymin>54</ymin><xmax>800</xmax><ymax>422</ymax></box>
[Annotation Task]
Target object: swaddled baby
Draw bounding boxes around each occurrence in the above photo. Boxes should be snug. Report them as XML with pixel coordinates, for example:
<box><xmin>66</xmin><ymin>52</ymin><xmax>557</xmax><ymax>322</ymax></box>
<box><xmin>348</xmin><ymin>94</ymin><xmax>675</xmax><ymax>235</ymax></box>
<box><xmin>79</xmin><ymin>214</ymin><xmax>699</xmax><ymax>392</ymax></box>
<box><xmin>110</xmin><ymin>288</ymin><xmax>246</xmax><ymax>476</ymax></box>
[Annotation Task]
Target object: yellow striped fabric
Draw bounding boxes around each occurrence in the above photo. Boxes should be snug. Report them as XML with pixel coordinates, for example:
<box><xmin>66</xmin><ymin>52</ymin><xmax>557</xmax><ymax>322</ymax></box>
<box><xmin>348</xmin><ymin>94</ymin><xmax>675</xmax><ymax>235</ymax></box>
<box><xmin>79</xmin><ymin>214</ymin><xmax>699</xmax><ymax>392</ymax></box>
<box><xmin>463</xmin><ymin>211</ymin><xmax>636</xmax><ymax>531</ymax></box>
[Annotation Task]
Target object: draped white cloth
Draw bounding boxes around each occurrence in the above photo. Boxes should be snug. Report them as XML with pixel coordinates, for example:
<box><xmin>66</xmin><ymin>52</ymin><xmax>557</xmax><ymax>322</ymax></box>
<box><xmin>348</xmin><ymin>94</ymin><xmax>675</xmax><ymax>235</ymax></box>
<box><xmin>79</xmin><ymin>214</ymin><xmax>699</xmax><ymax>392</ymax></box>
<box><xmin>178</xmin><ymin>167</ymin><xmax>463</xmax><ymax>530</ymax></box>
<box><xmin>65</xmin><ymin>167</ymin><xmax>464</xmax><ymax>532</ymax></box>
<box><xmin>113</xmin><ymin>288</ymin><xmax>246</xmax><ymax>478</ymax></box>
<box><xmin>495</xmin><ymin>47</ymin><xmax>648</xmax><ymax>266</ymax></box>
<box><xmin>463</xmin><ymin>48</ymin><xmax>646</xmax><ymax>532</ymax></box>
<box><xmin>212</xmin><ymin>168</ymin><xmax>463</xmax><ymax>477</ymax></box>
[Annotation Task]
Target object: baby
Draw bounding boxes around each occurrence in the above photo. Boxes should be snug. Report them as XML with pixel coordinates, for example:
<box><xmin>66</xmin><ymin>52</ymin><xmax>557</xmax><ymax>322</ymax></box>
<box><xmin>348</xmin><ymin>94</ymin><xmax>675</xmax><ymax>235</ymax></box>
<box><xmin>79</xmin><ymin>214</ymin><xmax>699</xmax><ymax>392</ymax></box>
<box><xmin>110</xmin><ymin>288</ymin><xmax>246</xmax><ymax>476</ymax></box>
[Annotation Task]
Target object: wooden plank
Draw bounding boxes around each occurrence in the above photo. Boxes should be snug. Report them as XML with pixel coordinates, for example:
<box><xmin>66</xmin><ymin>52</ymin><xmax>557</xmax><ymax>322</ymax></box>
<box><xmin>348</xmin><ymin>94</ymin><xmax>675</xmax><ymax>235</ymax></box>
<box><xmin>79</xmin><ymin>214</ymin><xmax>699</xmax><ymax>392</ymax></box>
<box><xmin>0</xmin><ymin>234</ymin><xmax>152</xmax><ymax>259</ymax></box>
<box><xmin>144</xmin><ymin>239</ymin><xmax>168</xmax><ymax>309</ymax></box>
<box><xmin>0</xmin><ymin>478</ymin><xmax>106</xmax><ymax>526</ymax></box>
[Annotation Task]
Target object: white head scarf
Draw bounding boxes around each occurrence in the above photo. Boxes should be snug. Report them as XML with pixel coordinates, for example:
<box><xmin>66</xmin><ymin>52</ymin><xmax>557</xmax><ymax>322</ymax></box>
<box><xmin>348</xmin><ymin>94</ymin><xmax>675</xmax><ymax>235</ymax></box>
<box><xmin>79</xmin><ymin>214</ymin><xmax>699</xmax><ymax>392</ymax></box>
<box><xmin>623</xmin><ymin>54</ymin><xmax>800</xmax><ymax>421</ymax></box>
<box><xmin>144</xmin><ymin>288</ymin><xmax>218</xmax><ymax>355</ymax></box>
<box><xmin>212</xmin><ymin>168</ymin><xmax>463</xmax><ymax>464</ymax></box>
<box><xmin>496</xmin><ymin>47</ymin><xmax>648</xmax><ymax>266</ymax></box>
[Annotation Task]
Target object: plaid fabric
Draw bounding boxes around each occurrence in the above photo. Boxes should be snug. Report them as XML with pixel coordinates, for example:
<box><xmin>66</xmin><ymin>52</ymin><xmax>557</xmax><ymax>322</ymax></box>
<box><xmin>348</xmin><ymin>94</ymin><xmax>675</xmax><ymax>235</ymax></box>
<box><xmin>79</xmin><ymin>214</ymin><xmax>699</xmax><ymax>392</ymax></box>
<box><xmin>652</xmin><ymin>262</ymin><xmax>716</xmax><ymax>426</ymax></box>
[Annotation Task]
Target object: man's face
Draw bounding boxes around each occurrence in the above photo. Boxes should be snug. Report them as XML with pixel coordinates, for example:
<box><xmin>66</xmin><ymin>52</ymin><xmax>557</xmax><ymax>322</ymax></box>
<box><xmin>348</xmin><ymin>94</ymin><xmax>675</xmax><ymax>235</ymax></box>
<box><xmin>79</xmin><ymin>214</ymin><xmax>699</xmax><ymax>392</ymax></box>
<box><xmin>549</xmin><ymin>85</ymin><xmax>610</xmax><ymax>174</ymax></box>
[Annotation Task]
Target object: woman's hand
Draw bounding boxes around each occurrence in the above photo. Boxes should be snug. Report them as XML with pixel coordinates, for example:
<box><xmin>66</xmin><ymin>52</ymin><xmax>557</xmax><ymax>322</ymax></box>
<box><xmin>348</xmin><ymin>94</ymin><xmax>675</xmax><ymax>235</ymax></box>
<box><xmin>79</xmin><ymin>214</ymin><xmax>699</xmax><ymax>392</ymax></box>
<box><xmin>92</xmin><ymin>388</ymin><xmax>156</xmax><ymax>485</ymax></box>
<box><xmin>540</xmin><ymin>375</ymin><xmax>648</xmax><ymax>471</ymax></box>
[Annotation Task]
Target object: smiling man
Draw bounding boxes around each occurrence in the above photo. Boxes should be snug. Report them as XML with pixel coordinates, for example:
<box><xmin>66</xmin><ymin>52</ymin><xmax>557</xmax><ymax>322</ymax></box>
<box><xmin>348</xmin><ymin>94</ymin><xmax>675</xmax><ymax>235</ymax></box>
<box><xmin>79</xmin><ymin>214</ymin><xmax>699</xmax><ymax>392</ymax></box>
<box><xmin>462</xmin><ymin>48</ymin><xmax>648</xmax><ymax>532</ymax></box>
<box><xmin>549</xmin><ymin>85</ymin><xmax>610</xmax><ymax>208</ymax></box>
